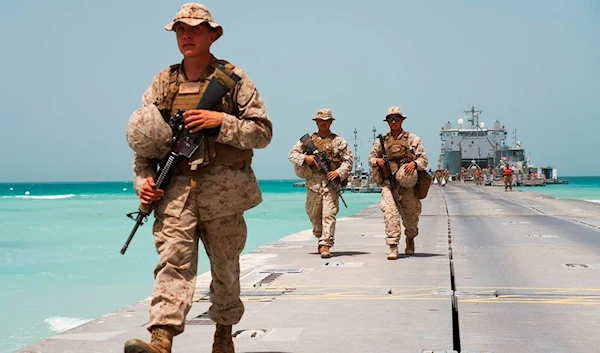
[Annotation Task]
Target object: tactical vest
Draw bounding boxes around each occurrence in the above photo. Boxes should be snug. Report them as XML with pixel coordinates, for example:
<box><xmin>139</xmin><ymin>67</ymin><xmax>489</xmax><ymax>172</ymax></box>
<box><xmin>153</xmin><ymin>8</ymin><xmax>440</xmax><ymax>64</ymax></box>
<box><xmin>308</xmin><ymin>133</ymin><xmax>348</xmax><ymax>187</ymax></box>
<box><xmin>163</xmin><ymin>60</ymin><xmax>253</xmax><ymax>175</ymax></box>
<box><xmin>384</xmin><ymin>132</ymin><xmax>415</xmax><ymax>174</ymax></box>
<box><xmin>372</xmin><ymin>132</ymin><xmax>415</xmax><ymax>185</ymax></box>
<box><xmin>309</xmin><ymin>133</ymin><xmax>342</xmax><ymax>172</ymax></box>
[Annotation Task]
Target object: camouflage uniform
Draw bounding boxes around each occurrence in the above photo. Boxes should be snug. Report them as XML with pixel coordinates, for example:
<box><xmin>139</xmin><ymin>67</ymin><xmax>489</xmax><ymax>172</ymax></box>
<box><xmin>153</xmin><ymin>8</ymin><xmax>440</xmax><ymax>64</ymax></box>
<box><xmin>127</xmin><ymin>3</ymin><xmax>272</xmax><ymax>339</ymax></box>
<box><xmin>288</xmin><ymin>109</ymin><xmax>353</xmax><ymax>250</ymax></box>
<box><xmin>368</xmin><ymin>107</ymin><xmax>428</xmax><ymax>254</ymax></box>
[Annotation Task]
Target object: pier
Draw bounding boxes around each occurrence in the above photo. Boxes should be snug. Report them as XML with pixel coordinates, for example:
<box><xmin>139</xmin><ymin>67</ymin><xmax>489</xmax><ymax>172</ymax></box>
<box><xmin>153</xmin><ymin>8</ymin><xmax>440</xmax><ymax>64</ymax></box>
<box><xmin>16</xmin><ymin>184</ymin><xmax>600</xmax><ymax>353</ymax></box>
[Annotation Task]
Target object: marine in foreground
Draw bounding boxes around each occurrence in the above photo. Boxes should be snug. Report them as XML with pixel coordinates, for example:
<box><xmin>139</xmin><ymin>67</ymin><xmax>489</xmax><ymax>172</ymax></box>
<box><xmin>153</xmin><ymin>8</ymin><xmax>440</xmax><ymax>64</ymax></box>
<box><xmin>123</xmin><ymin>3</ymin><xmax>272</xmax><ymax>353</ymax></box>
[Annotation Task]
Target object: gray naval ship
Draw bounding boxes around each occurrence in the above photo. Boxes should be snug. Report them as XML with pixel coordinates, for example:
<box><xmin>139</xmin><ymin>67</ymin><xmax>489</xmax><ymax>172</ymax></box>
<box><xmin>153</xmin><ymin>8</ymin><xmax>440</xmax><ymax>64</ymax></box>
<box><xmin>437</xmin><ymin>106</ymin><xmax>567</xmax><ymax>186</ymax></box>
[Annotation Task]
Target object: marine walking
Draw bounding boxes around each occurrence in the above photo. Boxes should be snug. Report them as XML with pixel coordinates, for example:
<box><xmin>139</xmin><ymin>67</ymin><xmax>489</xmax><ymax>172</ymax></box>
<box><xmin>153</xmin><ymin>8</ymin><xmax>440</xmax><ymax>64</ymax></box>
<box><xmin>288</xmin><ymin>109</ymin><xmax>353</xmax><ymax>258</ymax></box>
<box><xmin>369</xmin><ymin>106</ymin><xmax>429</xmax><ymax>259</ymax></box>
<box><xmin>124</xmin><ymin>3</ymin><xmax>272</xmax><ymax>353</ymax></box>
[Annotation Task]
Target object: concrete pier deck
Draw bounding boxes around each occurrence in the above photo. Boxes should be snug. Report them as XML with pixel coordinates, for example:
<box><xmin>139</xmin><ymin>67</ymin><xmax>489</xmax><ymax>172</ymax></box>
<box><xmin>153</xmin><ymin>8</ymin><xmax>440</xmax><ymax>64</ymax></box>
<box><xmin>16</xmin><ymin>184</ymin><xmax>600</xmax><ymax>353</ymax></box>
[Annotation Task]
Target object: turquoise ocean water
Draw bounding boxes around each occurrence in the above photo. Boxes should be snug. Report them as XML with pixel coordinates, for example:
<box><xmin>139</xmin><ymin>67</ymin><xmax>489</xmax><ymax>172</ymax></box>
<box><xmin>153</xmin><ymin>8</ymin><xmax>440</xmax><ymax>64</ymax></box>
<box><xmin>516</xmin><ymin>176</ymin><xmax>600</xmax><ymax>202</ymax></box>
<box><xmin>0</xmin><ymin>180</ymin><xmax>381</xmax><ymax>353</ymax></box>
<box><xmin>1</xmin><ymin>177</ymin><xmax>599</xmax><ymax>352</ymax></box>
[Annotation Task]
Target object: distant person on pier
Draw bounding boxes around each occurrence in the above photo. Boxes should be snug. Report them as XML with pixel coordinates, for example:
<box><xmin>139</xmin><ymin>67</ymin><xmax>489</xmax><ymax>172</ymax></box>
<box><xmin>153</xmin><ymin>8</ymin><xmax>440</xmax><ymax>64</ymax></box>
<box><xmin>475</xmin><ymin>168</ymin><xmax>483</xmax><ymax>186</ymax></box>
<box><xmin>503</xmin><ymin>165</ymin><xmax>514</xmax><ymax>191</ymax></box>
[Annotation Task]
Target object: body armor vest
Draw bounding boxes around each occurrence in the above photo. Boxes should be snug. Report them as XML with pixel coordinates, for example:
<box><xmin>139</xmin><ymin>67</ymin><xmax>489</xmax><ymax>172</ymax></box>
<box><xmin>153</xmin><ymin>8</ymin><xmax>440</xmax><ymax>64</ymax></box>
<box><xmin>372</xmin><ymin>132</ymin><xmax>415</xmax><ymax>185</ymax></box>
<box><xmin>165</xmin><ymin>60</ymin><xmax>253</xmax><ymax>175</ymax></box>
<box><xmin>309</xmin><ymin>133</ymin><xmax>342</xmax><ymax>173</ymax></box>
<box><xmin>384</xmin><ymin>132</ymin><xmax>414</xmax><ymax>174</ymax></box>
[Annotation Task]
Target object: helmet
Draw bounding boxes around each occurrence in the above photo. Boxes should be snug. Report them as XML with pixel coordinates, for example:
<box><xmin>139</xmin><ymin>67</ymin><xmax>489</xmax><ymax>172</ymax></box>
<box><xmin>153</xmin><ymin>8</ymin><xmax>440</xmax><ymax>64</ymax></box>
<box><xmin>395</xmin><ymin>163</ymin><xmax>418</xmax><ymax>188</ymax></box>
<box><xmin>126</xmin><ymin>104</ymin><xmax>172</xmax><ymax>159</ymax></box>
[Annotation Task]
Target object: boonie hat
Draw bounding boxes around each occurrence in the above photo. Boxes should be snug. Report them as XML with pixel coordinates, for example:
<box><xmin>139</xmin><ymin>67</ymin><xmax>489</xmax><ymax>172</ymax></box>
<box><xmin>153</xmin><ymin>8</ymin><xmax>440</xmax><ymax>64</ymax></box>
<box><xmin>164</xmin><ymin>3</ymin><xmax>223</xmax><ymax>40</ymax></box>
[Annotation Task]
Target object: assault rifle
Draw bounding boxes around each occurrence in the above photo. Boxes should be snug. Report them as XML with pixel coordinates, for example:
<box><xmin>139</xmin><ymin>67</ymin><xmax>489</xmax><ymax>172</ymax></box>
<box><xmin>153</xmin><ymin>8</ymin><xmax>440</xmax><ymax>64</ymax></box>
<box><xmin>120</xmin><ymin>64</ymin><xmax>241</xmax><ymax>255</ymax></box>
<box><xmin>299</xmin><ymin>134</ymin><xmax>348</xmax><ymax>208</ymax></box>
<box><xmin>378</xmin><ymin>134</ymin><xmax>402</xmax><ymax>211</ymax></box>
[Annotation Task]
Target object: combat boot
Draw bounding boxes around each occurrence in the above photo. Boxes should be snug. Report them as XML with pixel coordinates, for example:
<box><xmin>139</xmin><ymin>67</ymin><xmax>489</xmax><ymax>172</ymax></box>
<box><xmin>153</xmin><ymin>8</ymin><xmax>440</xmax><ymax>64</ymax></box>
<box><xmin>405</xmin><ymin>237</ymin><xmax>415</xmax><ymax>256</ymax></box>
<box><xmin>318</xmin><ymin>245</ymin><xmax>331</xmax><ymax>258</ymax></box>
<box><xmin>124</xmin><ymin>325</ymin><xmax>175</xmax><ymax>353</ymax></box>
<box><xmin>387</xmin><ymin>245</ymin><xmax>398</xmax><ymax>260</ymax></box>
<box><xmin>212</xmin><ymin>323</ymin><xmax>235</xmax><ymax>353</ymax></box>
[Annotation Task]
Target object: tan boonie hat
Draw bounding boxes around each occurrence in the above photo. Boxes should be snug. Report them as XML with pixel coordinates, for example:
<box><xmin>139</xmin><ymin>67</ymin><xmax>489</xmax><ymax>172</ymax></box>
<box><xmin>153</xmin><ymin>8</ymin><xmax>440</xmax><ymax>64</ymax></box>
<box><xmin>313</xmin><ymin>108</ymin><xmax>335</xmax><ymax>121</ymax></box>
<box><xmin>126</xmin><ymin>104</ymin><xmax>172</xmax><ymax>159</ymax></box>
<box><xmin>164</xmin><ymin>3</ymin><xmax>223</xmax><ymax>40</ymax></box>
<box><xmin>384</xmin><ymin>106</ymin><xmax>407</xmax><ymax>120</ymax></box>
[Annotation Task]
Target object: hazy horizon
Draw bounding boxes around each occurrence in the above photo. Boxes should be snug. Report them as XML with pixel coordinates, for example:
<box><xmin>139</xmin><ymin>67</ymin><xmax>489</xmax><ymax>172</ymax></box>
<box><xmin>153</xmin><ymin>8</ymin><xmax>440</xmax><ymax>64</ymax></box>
<box><xmin>1</xmin><ymin>0</ymin><xmax>598</xmax><ymax>183</ymax></box>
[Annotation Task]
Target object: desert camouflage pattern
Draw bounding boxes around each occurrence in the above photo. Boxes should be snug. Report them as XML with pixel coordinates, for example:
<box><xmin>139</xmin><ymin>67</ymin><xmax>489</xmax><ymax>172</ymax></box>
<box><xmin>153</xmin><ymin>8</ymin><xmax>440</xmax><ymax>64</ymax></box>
<box><xmin>312</xmin><ymin>108</ymin><xmax>335</xmax><ymax>121</ymax></box>
<box><xmin>128</xmin><ymin>58</ymin><xmax>271</xmax><ymax>333</ymax></box>
<box><xmin>384</xmin><ymin>106</ymin><xmax>407</xmax><ymax>119</ymax></box>
<box><xmin>148</xmin><ymin>207</ymin><xmax>247</xmax><ymax>332</ymax></box>
<box><xmin>305</xmin><ymin>186</ymin><xmax>339</xmax><ymax>247</ymax></box>
<box><xmin>126</xmin><ymin>104</ymin><xmax>172</xmax><ymax>160</ymax></box>
<box><xmin>369</xmin><ymin>130</ymin><xmax>428</xmax><ymax>245</ymax></box>
<box><xmin>164</xmin><ymin>2</ymin><xmax>223</xmax><ymax>39</ymax></box>
<box><xmin>132</xmin><ymin>55</ymin><xmax>272</xmax><ymax>211</ymax></box>
<box><xmin>368</xmin><ymin>132</ymin><xmax>428</xmax><ymax>175</ymax></box>
<box><xmin>288</xmin><ymin>135</ymin><xmax>353</xmax><ymax>247</ymax></box>
<box><xmin>395</xmin><ymin>163</ymin><xmax>418</xmax><ymax>188</ymax></box>
<box><xmin>380</xmin><ymin>184</ymin><xmax>422</xmax><ymax>245</ymax></box>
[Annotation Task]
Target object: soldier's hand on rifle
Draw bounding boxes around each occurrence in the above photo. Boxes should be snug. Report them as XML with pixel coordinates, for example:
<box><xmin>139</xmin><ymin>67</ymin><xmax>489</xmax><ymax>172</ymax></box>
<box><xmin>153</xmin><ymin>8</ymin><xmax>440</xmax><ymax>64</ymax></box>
<box><xmin>304</xmin><ymin>155</ymin><xmax>316</xmax><ymax>166</ymax></box>
<box><xmin>403</xmin><ymin>161</ymin><xmax>417</xmax><ymax>174</ymax></box>
<box><xmin>183</xmin><ymin>110</ymin><xmax>223</xmax><ymax>133</ymax></box>
<box><xmin>327</xmin><ymin>170</ymin><xmax>340</xmax><ymax>181</ymax></box>
<box><xmin>376</xmin><ymin>158</ymin><xmax>385</xmax><ymax>168</ymax></box>
<box><xmin>140</xmin><ymin>177</ymin><xmax>165</xmax><ymax>205</ymax></box>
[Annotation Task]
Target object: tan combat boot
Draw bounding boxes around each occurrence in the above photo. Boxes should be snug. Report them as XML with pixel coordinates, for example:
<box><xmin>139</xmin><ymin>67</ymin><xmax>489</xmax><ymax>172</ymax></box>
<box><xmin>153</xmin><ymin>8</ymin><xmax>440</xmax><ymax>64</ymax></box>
<box><xmin>405</xmin><ymin>237</ymin><xmax>415</xmax><ymax>256</ymax></box>
<box><xmin>318</xmin><ymin>245</ymin><xmax>331</xmax><ymax>258</ymax></box>
<box><xmin>212</xmin><ymin>323</ymin><xmax>235</xmax><ymax>353</ymax></box>
<box><xmin>387</xmin><ymin>245</ymin><xmax>398</xmax><ymax>260</ymax></box>
<box><xmin>124</xmin><ymin>326</ymin><xmax>175</xmax><ymax>353</ymax></box>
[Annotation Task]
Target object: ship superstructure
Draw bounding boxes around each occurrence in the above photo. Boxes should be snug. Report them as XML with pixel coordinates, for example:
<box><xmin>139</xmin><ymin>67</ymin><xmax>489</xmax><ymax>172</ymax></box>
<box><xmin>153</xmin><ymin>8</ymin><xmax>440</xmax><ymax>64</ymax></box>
<box><xmin>438</xmin><ymin>106</ymin><xmax>525</xmax><ymax>177</ymax></box>
<box><xmin>437</xmin><ymin>106</ymin><xmax>567</xmax><ymax>186</ymax></box>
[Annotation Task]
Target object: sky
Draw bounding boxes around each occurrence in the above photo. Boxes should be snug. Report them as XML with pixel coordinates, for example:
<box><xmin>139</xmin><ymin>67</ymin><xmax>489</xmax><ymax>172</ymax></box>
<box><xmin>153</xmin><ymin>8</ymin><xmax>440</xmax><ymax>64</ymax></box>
<box><xmin>1</xmin><ymin>0</ymin><xmax>598</xmax><ymax>182</ymax></box>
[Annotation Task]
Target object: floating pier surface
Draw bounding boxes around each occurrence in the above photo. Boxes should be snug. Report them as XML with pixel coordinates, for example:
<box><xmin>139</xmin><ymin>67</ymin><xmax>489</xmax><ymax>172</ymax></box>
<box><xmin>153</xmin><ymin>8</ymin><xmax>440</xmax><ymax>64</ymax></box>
<box><xmin>16</xmin><ymin>184</ymin><xmax>600</xmax><ymax>353</ymax></box>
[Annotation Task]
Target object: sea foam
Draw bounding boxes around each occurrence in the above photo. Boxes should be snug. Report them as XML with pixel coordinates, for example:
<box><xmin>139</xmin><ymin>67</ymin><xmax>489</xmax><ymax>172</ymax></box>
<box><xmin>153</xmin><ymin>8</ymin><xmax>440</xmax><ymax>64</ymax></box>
<box><xmin>2</xmin><ymin>194</ymin><xmax>76</xmax><ymax>200</ymax></box>
<box><xmin>44</xmin><ymin>316</ymin><xmax>91</xmax><ymax>333</ymax></box>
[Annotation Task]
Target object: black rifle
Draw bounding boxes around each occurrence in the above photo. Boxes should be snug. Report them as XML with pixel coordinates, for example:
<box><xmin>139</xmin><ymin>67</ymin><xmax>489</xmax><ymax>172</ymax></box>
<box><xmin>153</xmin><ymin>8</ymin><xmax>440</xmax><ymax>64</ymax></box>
<box><xmin>378</xmin><ymin>134</ymin><xmax>402</xmax><ymax>211</ymax></box>
<box><xmin>299</xmin><ymin>134</ymin><xmax>348</xmax><ymax>208</ymax></box>
<box><xmin>120</xmin><ymin>64</ymin><xmax>241</xmax><ymax>255</ymax></box>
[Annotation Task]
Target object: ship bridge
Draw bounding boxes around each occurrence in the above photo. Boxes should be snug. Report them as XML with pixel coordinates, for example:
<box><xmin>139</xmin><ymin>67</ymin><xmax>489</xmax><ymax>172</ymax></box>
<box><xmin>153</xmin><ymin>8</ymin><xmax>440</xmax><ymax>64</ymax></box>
<box><xmin>438</xmin><ymin>106</ymin><xmax>518</xmax><ymax>175</ymax></box>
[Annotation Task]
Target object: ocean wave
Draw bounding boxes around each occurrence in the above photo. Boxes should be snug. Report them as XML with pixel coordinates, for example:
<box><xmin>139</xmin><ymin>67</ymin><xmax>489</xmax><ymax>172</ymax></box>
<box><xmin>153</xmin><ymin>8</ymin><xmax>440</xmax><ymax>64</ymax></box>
<box><xmin>1</xmin><ymin>194</ymin><xmax>76</xmax><ymax>200</ymax></box>
<box><xmin>586</xmin><ymin>199</ymin><xmax>600</xmax><ymax>204</ymax></box>
<box><xmin>44</xmin><ymin>316</ymin><xmax>91</xmax><ymax>333</ymax></box>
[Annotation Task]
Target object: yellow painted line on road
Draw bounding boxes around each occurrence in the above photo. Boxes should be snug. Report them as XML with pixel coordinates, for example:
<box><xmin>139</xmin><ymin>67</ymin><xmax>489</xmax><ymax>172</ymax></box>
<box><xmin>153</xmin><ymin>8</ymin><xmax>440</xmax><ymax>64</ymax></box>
<box><xmin>276</xmin><ymin>296</ymin><xmax>447</xmax><ymax>301</ymax></box>
<box><xmin>460</xmin><ymin>286</ymin><xmax>600</xmax><ymax>292</ymax></box>
<box><xmin>460</xmin><ymin>296</ymin><xmax>600</xmax><ymax>305</ymax></box>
